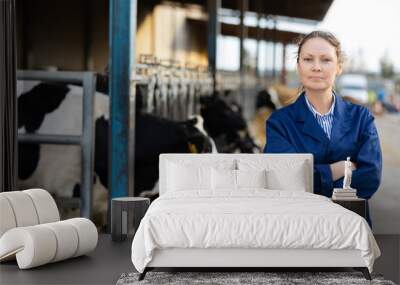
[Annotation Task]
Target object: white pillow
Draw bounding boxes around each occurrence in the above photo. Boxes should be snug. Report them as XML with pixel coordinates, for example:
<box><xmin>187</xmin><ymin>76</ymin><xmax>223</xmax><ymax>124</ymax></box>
<box><xmin>166</xmin><ymin>159</ymin><xmax>236</xmax><ymax>192</ymax></box>
<box><xmin>237</xmin><ymin>159</ymin><xmax>308</xmax><ymax>192</ymax></box>
<box><xmin>236</xmin><ymin>169</ymin><xmax>267</xmax><ymax>189</ymax></box>
<box><xmin>167</xmin><ymin>162</ymin><xmax>211</xmax><ymax>191</ymax></box>
<box><xmin>211</xmin><ymin>169</ymin><xmax>267</xmax><ymax>190</ymax></box>
<box><xmin>266</xmin><ymin>167</ymin><xmax>307</xmax><ymax>192</ymax></box>
<box><xmin>167</xmin><ymin>158</ymin><xmax>236</xmax><ymax>170</ymax></box>
<box><xmin>211</xmin><ymin>168</ymin><xmax>237</xmax><ymax>190</ymax></box>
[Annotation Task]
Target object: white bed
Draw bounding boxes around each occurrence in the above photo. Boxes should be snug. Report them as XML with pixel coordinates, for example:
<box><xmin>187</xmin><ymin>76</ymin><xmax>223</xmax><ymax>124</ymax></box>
<box><xmin>131</xmin><ymin>154</ymin><xmax>380</xmax><ymax>280</ymax></box>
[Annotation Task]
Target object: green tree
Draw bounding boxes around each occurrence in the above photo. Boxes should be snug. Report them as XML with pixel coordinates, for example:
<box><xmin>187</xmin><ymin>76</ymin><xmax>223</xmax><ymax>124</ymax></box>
<box><xmin>380</xmin><ymin>51</ymin><xmax>394</xmax><ymax>79</ymax></box>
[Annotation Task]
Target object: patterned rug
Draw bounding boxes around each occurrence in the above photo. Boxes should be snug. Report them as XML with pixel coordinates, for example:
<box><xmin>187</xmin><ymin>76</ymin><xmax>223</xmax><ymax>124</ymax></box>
<box><xmin>116</xmin><ymin>271</ymin><xmax>396</xmax><ymax>285</ymax></box>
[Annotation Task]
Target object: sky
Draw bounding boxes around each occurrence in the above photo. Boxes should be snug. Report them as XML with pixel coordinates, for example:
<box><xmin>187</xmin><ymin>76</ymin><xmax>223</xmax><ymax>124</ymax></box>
<box><xmin>217</xmin><ymin>0</ymin><xmax>400</xmax><ymax>73</ymax></box>
<box><xmin>318</xmin><ymin>0</ymin><xmax>400</xmax><ymax>73</ymax></box>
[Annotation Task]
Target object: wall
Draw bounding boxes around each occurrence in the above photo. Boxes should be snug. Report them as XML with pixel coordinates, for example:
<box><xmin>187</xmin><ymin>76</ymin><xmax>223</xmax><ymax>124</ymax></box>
<box><xmin>17</xmin><ymin>0</ymin><xmax>87</xmax><ymax>70</ymax></box>
<box><xmin>137</xmin><ymin>3</ymin><xmax>207</xmax><ymax>66</ymax></box>
<box><xmin>16</xmin><ymin>1</ymin><xmax>208</xmax><ymax>71</ymax></box>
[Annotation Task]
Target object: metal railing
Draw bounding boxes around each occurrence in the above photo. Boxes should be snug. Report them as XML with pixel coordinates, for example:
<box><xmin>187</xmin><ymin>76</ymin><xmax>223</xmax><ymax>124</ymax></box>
<box><xmin>17</xmin><ymin>70</ymin><xmax>96</xmax><ymax>219</ymax></box>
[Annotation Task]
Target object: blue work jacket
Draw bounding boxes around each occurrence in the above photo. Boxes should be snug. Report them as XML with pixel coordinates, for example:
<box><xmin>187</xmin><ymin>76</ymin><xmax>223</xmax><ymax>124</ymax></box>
<box><xmin>264</xmin><ymin>92</ymin><xmax>382</xmax><ymax>200</ymax></box>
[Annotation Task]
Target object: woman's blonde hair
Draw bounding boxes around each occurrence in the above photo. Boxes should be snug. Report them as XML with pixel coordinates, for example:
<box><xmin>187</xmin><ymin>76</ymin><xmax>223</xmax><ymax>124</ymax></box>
<box><xmin>296</xmin><ymin>30</ymin><xmax>345</xmax><ymax>65</ymax></box>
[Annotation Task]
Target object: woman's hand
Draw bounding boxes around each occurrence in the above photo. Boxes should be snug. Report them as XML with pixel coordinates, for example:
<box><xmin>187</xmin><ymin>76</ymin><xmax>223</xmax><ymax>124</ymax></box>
<box><xmin>330</xmin><ymin>160</ymin><xmax>357</xmax><ymax>181</ymax></box>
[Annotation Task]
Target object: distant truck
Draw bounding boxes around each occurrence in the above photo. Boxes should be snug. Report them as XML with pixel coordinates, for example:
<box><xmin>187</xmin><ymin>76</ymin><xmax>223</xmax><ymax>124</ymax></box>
<box><xmin>337</xmin><ymin>74</ymin><xmax>369</xmax><ymax>104</ymax></box>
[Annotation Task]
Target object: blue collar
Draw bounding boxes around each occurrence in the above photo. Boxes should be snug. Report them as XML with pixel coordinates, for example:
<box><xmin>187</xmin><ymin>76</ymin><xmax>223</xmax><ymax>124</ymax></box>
<box><xmin>293</xmin><ymin>92</ymin><xmax>352</xmax><ymax>143</ymax></box>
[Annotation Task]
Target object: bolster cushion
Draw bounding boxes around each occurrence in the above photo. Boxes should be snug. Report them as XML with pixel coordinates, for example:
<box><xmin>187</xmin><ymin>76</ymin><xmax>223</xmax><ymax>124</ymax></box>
<box><xmin>0</xmin><ymin>218</ymin><xmax>98</xmax><ymax>269</ymax></box>
<box><xmin>0</xmin><ymin>189</ymin><xmax>60</xmax><ymax>237</ymax></box>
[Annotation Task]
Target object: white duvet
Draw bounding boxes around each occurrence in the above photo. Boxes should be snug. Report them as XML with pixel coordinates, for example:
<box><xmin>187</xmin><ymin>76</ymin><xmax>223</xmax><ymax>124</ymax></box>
<box><xmin>131</xmin><ymin>190</ymin><xmax>380</xmax><ymax>273</ymax></box>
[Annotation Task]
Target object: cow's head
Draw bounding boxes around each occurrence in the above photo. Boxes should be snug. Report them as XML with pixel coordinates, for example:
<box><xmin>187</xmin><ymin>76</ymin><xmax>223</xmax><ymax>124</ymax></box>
<box><xmin>200</xmin><ymin>94</ymin><xmax>260</xmax><ymax>153</ymax></box>
<box><xmin>200</xmin><ymin>95</ymin><xmax>247</xmax><ymax>140</ymax></box>
<box><xmin>179</xmin><ymin>116</ymin><xmax>213</xmax><ymax>153</ymax></box>
<box><xmin>256</xmin><ymin>89</ymin><xmax>276</xmax><ymax>111</ymax></box>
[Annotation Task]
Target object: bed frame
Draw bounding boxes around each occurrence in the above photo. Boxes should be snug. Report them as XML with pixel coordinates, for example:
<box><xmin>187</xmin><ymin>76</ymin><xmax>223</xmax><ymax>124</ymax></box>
<box><xmin>138</xmin><ymin>154</ymin><xmax>372</xmax><ymax>281</ymax></box>
<box><xmin>139</xmin><ymin>248</ymin><xmax>371</xmax><ymax>280</ymax></box>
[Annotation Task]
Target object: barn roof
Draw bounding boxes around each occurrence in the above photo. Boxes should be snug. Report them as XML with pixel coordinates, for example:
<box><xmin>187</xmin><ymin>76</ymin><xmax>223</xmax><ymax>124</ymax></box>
<box><xmin>165</xmin><ymin>0</ymin><xmax>333</xmax><ymax>21</ymax></box>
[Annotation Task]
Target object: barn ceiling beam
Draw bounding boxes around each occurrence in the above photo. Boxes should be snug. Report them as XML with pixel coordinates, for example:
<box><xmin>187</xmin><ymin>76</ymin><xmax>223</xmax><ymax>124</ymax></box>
<box><xmin>160</xmin><ymin>0</ymin><xmax>333</xmax><ymax>21</ymax></box>
<box><xmin>220</xmin><ymin>22</ymin><xmax>304</xmax><ymax>44</ymax></box>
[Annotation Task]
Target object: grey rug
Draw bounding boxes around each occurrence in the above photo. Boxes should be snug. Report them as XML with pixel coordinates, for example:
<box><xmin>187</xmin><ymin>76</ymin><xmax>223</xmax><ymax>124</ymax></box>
<box><xmin>116</xmin><ymin>271</ymin><xmax>396</xmax><ymax>285</ymax></box>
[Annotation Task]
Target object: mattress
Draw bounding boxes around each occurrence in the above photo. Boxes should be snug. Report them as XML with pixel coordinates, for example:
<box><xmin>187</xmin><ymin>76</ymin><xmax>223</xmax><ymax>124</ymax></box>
<box><xmin>131</xmin><ymin>190</ymin><xmax>380</xmax><ymax>273</ymax></box>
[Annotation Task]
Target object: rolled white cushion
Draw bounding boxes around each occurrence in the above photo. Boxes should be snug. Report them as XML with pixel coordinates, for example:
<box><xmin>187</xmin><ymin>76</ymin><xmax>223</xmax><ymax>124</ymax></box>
<box><xmin>0</xmin><ymin>226</ymin><xmax>57</xmax><ymax>269</ymax></box>
<box><xmin>23</xmin><ymin>189</ymin><xmax>60</xmax><ymax>224</ymax></box>
<box><xmin>0</xmin><ymin>218</ymin><xmax>98</xmax><ymax>269</ymax></box>
<box><xmin>0</xmin><ymin>191</ymin><xmax>39</xmax><ymax>227</ymax></box>
<box><xmin>62</xmin><ymin>218</ymin><xmax>98</xmax><ymax>257</ymax></box>
<box><xmin>0</xmin><ymin>196</ymin><xmax>17</xmax><ymax>237</ymax></box>
<box><xmin>42</xmin><ymin>221</ymin><xmax>79</xmax><ymax>262</ymax></box>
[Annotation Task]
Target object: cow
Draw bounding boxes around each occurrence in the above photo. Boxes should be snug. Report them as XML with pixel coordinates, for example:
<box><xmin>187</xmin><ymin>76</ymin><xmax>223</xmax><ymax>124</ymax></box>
<box><xmin>255</xmin><ymin>89</ymin><xmax>277</xmax><ymax>111</ymax></box>
<box><xmin>93</xmin><ymin>110</ymin><xmax>214</xmax><ymax>196</ymax></box>
<box><xmin>17</xmin><ymin>81</ymin><xmax>214</xmax><ymax>225</ymax></box>
<box><xmin>200</xmin><ymin>93</ymin><xmax>260</xmax><ymax>153</ymax></box>
<box><xmin>98</xmin><ymin>73</ymin><xmax>258</xmax><ymax>154</ymax></box>
<box><xmin>17</xmin><ymin>75</ymin><xmax>259</xmax><ymax>210</ymax></box>
<box><xmin>248</xmin><ymin>89</ymin><xmax>277</xmax><ymax>149</ymax></box>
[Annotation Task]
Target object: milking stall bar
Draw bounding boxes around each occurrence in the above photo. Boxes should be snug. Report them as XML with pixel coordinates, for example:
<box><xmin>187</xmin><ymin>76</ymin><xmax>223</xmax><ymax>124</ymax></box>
<box><xmin>17</xmin><ymin>70</ymin><xmax>96</xmax><ymax>219</ymax></box>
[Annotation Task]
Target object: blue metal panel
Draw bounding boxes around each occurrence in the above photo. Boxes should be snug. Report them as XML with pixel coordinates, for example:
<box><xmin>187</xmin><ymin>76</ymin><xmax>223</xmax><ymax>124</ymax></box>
<box><xmin>128</xmin><ymin>0</ymin><xmax>137</xmax><ymax>198</ymax></box>
<box><xmin>207</xmin><ymin>0</ymin><xmax>220</xmax><ymax>93</ymax></box>
<box><xmin>109</xmin><ymin>0</ymin><xmax>136</xmax><ymax>199</ymax></box>
<box><xmin>238</xmin><ymin>0</ymin><xmax>247</xmax><ymax>105</ymax></box>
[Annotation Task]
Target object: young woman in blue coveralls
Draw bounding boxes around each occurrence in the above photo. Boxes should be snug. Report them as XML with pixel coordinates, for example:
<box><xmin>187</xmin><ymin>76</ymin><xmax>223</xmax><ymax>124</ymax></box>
<box><xmin>264</xmin><ymin>31</ymin><xmax>382</xmax><ymax>226</ymax></box>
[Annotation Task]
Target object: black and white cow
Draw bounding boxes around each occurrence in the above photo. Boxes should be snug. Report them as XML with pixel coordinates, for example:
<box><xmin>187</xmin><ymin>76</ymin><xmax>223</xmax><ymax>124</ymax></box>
<box><xmin>93</xmin><ymin>108</ymin><xmax>214</xmax><ymax>196</ymax></box>
<box><xmin>17</xmin><ymin>81</ymin><xmax>213</xmax><ymax>206</ymax></box>
<box><xmin>255</xmin><ymin>89</ymin><xmax>277</xmax><ymax>111</ymax></box>
<box><xmin>200</xmin><ymin>94</ymin><xmax>260</xmax><ymax>153</ymax></box>
<box><xmin>98</xmin><ymin>73</ymin><xmax>258</xmax><ymax>154</ymax></box>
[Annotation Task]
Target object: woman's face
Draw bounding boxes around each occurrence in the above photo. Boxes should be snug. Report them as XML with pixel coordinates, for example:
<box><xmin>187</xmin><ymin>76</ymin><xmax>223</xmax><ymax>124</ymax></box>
<box><xmin>297</xmin><ymin>37</ymin><xmax>342</xmax><ymax>93</ymax></box>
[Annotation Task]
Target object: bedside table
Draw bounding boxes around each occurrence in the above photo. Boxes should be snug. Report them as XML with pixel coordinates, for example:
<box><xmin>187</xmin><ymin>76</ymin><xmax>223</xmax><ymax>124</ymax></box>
<box><xmin>331</xmin><ymin>197</ymin><xmax>366</xmax><ymax>219</ymax></box>
<box><xmin>111</xmin><ymin>197</ymin><xmax>150</xmax><ymax>241</ymax></box>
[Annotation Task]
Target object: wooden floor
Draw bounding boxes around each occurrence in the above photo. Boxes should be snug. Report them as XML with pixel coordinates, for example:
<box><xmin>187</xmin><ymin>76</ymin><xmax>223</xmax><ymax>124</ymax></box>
<box><xmin>0</xmin><ymin>234</ymin><xmax>398</xmax><ymax>285</ymax></box>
